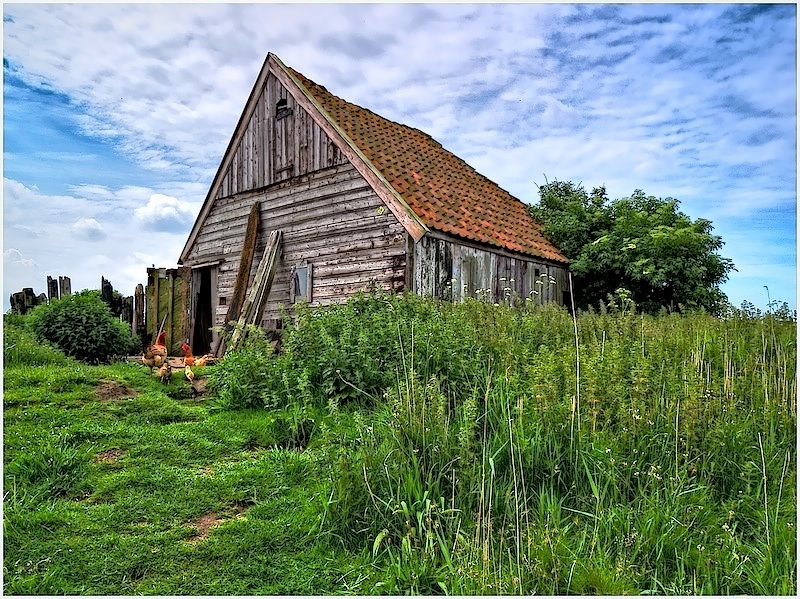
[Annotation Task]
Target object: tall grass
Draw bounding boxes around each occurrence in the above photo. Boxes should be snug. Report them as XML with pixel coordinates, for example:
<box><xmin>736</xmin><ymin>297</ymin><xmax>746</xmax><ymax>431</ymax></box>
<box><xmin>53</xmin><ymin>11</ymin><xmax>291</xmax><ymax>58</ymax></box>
<box><xmin>4</xmin><ymin>314</ymin><xmax>73</xmax><ymax>368</ymax></box>
<box><xmin>240</xmin><ymin>292</ymin><xmax>796</xmax><ymax>594</ymax></box>
<box><xmin>4</xmin><ymin>295</ymin><xmax>796</xmax><ymax>594</ymax></box>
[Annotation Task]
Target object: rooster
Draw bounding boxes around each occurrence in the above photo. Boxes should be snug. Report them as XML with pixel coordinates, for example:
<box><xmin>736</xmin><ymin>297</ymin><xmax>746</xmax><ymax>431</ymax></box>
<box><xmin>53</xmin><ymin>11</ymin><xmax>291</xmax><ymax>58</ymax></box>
<box><xmin>142</xmin><ymin>331</ymin><xmax>168</xmax><ymax>374</ymax></box>
<box><xmin>180</xmin><ymin>343</ymin><xmax>216</xmax><ymax>367</ymax></box>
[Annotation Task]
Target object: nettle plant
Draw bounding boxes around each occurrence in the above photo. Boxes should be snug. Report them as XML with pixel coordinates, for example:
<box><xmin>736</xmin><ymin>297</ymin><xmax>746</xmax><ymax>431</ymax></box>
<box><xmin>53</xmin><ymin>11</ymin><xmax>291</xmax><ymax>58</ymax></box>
<box><xmin>25</xmin><ymin>290</ymin><xmax>140</xmax><ymax>364</ymax></box>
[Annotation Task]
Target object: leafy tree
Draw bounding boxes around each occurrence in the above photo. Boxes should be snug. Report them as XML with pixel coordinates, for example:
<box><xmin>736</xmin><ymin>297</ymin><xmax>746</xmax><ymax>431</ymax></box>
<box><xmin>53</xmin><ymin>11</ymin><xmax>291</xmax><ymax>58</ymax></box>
<box><xmin>26</xmin><ymin>290</ymin><xmax>141</xmax><ymax>364</ymax></box>
<box><xmin>529</xmin><ymin>181</ymin><xmax>735</xmax><ymax>314</ymax></box>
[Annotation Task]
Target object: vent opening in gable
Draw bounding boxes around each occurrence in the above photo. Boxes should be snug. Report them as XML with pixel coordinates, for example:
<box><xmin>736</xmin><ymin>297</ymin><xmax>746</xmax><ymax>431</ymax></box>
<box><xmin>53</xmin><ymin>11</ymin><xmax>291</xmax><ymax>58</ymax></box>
<box><xmin>276</xmin><ymin>98</ymin><xmax>292</xmax><ymax>120</ymax></box>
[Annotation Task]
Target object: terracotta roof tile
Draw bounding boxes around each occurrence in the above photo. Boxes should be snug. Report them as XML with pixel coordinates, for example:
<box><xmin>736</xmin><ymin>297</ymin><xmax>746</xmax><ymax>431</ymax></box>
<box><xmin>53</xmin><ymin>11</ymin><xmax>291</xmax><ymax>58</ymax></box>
<box><xmin>290</xmin><ymin>67</ymin><xmax>568</xmax><ymax>264</ymax></box>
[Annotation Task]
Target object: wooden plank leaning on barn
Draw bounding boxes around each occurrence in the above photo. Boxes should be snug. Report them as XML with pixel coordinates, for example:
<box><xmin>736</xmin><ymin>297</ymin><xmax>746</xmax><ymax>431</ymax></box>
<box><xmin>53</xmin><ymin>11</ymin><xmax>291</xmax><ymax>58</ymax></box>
<box><xmin>229</xmin><ymin>230</ymin><xmax>283</xmax><ymax>351</ymax></box>
<box><xmin>213</xmin><ymin>201</ymin><xmax>261</xmax><ymax>356</ymax></box>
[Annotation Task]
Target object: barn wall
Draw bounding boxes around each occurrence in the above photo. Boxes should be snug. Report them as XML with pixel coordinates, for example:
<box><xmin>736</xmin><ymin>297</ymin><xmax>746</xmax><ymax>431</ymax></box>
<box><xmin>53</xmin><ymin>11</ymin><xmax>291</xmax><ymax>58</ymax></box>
<box><xmin>411</xmin><ymin>235</ymin><xmax>568</xmax><ymax>307</ymax></box>
<box><xmin>217</xmin><ymin>72</ymin><xmax>348</xmax><ymax>198</ymax></box>
<box><xmin>186</xmin><ymin>162</ymin><xmax>408</xmax><ymax>330</ymax></box>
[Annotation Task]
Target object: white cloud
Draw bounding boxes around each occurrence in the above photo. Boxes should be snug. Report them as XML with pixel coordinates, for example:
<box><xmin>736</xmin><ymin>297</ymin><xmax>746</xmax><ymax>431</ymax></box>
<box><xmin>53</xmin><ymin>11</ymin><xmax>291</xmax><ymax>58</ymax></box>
<box><xmin>3</xmin><ymin>178</ymin><xmax>190</xmax><ymax>304</ymax></box>
<box><xmin>72</xmin><ymin>218</ymin><xmax>107</xmax><ymax>241</ymax></box>
<box><xmin>3</xmin><ymin>248</ymin><xmax>42</xmax><ymax>297</ymax></box>
<box><xmin>134</xmin><ymin>193</ymin><xmax>196</xmax><ymax>232</ymax></box>
<box><xmin>4</xmin><ymin>248</ymin><xmax>38</xmax><ymax>268</ymax></box>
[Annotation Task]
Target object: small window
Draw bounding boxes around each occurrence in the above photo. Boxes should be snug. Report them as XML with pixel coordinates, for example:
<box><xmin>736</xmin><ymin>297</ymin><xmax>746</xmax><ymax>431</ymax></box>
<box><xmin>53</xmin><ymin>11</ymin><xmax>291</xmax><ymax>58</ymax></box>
<box><xmin>291</xmin><ymin>264</ymin><xmax>313</xmax><ymax>304</ymax></box>
<box><xmin>219</xmin><ymin>297</ymin><xmax>227</xmax><ymax>306</ymax></box>
<box><xmin>276</xmin><ymin>98</ymin><xmax>293</xmax><ymax>120</ymax></box>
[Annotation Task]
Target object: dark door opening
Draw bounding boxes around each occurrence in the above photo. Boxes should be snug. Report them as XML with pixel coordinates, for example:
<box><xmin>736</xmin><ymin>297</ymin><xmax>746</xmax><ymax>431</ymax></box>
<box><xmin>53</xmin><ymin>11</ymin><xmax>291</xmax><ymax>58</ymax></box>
<box><xmin>192</xmin><ymin>267</ymin><xmax>214</xmax><ymax>354</ymax></box>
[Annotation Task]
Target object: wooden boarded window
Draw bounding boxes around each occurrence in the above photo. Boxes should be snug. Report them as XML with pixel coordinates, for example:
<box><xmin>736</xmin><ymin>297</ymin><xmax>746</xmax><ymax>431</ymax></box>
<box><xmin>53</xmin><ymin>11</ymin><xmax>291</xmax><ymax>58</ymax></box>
<box><xmin>275</xmin><ymin>97</ymin><xmax>292</xmax><ymax>120</ymax></box>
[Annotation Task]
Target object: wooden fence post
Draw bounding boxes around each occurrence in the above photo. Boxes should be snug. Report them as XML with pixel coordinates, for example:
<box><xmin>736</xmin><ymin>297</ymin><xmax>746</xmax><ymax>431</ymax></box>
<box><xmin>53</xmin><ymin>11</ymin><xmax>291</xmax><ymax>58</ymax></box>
<box><xmin>101</xmin><ymin>276</ymin><xmax>113</xmax><ymax>306</ymax></box>
<box><xmin>59</xmin><ymin>276</ymin><xmax>71</xmax><ymax>298</ymax></box>
<box><xmin>10</xmin><ymin>288</ymin><xmax>46</xmax><ymax>314</ymax></box>
<box><xmin>152</xmin><ymin>270</ymin><xmax>160</xmax><ymax>343</ymax></box>
<box><xmin>133</xmin><ymin>283</ymin><xmax>145</xmax><ymax>334</ymax></box>
<box><xmin>47</xmin><ymin>276</ymin><xmax>59</xmax><ymax>302</ymax></box>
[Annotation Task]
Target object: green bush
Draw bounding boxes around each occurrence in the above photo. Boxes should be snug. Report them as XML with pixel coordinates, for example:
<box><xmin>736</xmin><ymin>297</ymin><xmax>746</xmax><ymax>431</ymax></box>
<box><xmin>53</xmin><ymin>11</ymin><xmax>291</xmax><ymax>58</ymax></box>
<box><xmin>208</xmin><ymin>325</ymin><xmax>279</xmax><ymax>409</ymax></box>
<box><xmin>25</xmin><ymin>291</ymin><xmax>140</xmax><ymax>364</ymax></box>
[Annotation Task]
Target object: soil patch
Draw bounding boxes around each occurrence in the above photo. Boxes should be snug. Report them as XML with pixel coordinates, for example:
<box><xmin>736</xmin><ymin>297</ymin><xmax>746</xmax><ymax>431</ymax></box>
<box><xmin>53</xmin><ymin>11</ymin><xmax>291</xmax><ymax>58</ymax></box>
<box><xmin>186</xmin><ymin>503</ymin><xmax>251</xmax><ymax>542</ymax></box>
<box><xmin>95</xmin><ymin>448</ymin><xmax>123</xmax><ymax>463</ymax></box>
<box><xmin>95</xmin><ymin>380</ymin><xmax>138</xmax><ymax>402</ymax></box>
<box><xmin>187</xmin><ymin>513</ymin><xmax>225</xmax><ymax>541</ymax></box>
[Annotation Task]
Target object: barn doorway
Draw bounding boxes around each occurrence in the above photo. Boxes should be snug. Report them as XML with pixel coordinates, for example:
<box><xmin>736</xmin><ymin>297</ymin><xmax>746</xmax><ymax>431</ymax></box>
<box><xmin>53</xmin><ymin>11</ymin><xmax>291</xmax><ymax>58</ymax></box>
<box><xmin>190</xmin><ymin>266</ymin><xmax>217</xmax><ymax>354</ymax></box>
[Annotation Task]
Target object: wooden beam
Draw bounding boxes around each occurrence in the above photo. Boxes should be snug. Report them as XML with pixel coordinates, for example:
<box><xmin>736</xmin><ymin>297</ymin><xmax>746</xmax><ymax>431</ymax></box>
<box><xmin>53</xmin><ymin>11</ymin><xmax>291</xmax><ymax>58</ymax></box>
<box><xmin>167</xmin><ymin>272</ymin><xmax>175</xmax><ymax>352</ymax></box>
<box><xmin>213</xmin><ymin>201</ymin><xmax>260</xmax><ymax>355</ymax></box>
<box><xmin>229</xmin><ymin>230</ymin><xmax>282</xmax><ymax>351</ymax></box>
<box><xmin>180</xmin><ymin>267</ymin><xmax>191</xmax><ymax>346</ymax></box>
<box><xmin>152</xmin><ymin>270</ymin><xmax>160</xmax><ymax>344</ymax></box>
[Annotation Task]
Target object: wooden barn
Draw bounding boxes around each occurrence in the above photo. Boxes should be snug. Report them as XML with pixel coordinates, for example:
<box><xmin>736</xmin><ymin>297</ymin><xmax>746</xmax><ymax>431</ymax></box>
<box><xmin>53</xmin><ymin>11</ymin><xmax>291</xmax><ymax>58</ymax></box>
<box><xmin>178</xmin><ymin>53</ymin><xmax>569</xmax><ymax>354</ymax></box>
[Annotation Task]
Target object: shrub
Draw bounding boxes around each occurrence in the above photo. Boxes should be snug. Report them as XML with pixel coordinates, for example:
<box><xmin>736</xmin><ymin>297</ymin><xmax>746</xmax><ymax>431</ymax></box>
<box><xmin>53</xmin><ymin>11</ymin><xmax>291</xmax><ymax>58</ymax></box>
<box><xmin>25</xmin><ymin>290</ymin><xmax>140</xmax><ymax>364</ymax></box>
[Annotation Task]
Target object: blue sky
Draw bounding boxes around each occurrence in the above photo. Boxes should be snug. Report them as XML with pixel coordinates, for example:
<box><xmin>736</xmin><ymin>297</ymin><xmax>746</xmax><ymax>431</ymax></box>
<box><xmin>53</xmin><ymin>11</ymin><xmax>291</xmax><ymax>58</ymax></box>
<box><xmin>3</xmin><ymin>3</ymin><xmax>796</xmax><ymax>312</ymax></box>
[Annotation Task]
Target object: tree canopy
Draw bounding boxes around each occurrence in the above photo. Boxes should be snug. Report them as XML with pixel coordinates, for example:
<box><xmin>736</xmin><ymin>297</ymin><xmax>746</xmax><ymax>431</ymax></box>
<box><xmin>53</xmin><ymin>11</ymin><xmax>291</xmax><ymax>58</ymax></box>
<box><xmin>529</xmin><ymin>180</ymin><xmax>735</xmax><ymax>314</ymax></box>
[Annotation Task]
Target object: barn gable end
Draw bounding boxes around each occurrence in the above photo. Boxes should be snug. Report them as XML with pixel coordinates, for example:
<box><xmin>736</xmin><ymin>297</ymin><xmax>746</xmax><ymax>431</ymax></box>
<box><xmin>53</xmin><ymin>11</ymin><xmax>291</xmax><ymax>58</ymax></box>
<box><xmin>181</xmin><ymin>54</ymin><xmax>427</xmax><ymax>265</ymax></box>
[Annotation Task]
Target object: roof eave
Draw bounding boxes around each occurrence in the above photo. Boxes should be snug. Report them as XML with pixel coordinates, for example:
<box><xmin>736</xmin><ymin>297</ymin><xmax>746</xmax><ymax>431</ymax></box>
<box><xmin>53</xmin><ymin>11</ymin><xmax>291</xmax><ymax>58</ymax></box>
<box><xmin>270</xmin><ymin>54</ymin><xmax>429</xmax><ymax>242</ymax></box>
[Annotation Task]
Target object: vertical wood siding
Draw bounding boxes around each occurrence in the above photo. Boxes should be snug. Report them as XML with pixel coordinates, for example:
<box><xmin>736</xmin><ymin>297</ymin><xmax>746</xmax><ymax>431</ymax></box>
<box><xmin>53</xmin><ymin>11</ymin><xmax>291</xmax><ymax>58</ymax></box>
<box><xmin>216</xmin><ymin>73</ymin><xmax>348</xmax><ymax>198</ymax></box>
<box><xmin>411</xmin><ymin>236</ymin><xmax>568</xmax><ymax>307</ymax></box>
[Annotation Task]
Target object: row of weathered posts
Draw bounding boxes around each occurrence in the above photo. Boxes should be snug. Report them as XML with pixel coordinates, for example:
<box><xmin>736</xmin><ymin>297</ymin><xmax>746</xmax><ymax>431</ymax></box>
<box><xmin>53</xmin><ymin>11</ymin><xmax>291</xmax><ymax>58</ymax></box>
<box><xmin>10</xmin><ymin>275</ymin><xmax>73</xmax><ymax>314</ymax></box>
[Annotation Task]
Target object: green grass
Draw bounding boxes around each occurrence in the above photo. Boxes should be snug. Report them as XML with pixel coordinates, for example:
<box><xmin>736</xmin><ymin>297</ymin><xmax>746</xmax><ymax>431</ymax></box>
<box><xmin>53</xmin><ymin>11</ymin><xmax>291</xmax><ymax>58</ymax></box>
<box><xmin>2</xmin><ymin>349</ymin><xmax>352</xmax><ymax>594</ymax></box>
<box><xmin>3</xmin><ymin>298</ymin><xmax>796</xmax><ymax>594</ymax></box>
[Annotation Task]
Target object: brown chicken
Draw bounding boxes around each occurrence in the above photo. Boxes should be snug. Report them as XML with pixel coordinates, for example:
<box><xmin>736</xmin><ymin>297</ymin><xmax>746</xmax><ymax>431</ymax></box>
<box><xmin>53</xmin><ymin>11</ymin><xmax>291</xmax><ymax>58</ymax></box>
<box><xmin>142</xmin><ymin>331</ymin><xmax>168</xmax><ymax>373</ymax></box>
<box><xmin>180</xmin><ymin>343</ymin><xmax>216</xmax><ymax>367</ymax></box>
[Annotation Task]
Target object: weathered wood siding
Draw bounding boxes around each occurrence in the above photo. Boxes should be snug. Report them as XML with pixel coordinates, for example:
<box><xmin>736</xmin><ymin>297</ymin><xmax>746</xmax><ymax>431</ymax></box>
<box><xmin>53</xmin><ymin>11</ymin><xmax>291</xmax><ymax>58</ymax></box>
<box><xmin>411</xmin><ymin>235</ymin><xmax>568</xmax><ymax>307</ymax></box>
<box><xmin>186</xmin><ymin>162</ymin><xmax>407</xmax><ymax>329</ymax></box>
<box><xmin>217</xmin><ymin>72</ymin><xmax>348</xmax><ymax>198</ymax></box>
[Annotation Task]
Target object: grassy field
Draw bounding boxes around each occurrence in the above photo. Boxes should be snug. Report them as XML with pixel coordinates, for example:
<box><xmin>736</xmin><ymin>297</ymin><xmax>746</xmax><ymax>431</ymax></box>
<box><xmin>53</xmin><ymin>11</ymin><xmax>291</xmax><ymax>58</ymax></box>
<box><xmin>3</xmin><ymin>295</ymin><xmax>796</xmax><ymax>594</ymax></box>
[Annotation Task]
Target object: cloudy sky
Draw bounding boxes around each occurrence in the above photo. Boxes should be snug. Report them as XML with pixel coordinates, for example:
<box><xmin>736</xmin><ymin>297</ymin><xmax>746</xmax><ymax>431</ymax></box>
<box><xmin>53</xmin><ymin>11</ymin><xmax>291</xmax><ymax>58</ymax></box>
<box><xmin>3</xmin><ymin>3</ymin><xmax>796</xmax><ymax>312</ymax></box>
